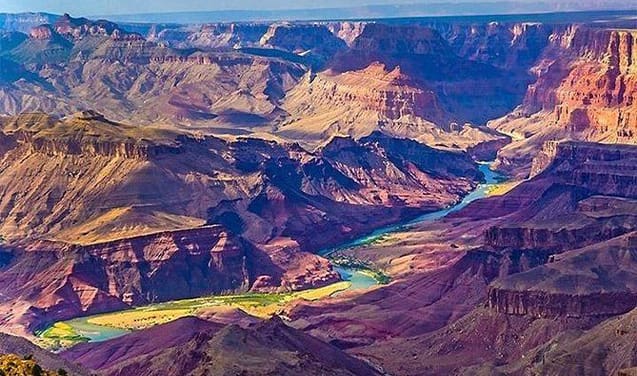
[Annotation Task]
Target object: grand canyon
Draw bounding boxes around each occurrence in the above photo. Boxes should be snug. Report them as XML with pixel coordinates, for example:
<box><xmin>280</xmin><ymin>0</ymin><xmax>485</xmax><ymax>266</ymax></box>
<box><xmin>0</xmin><ymin>2</ymin><xmax>636</xmax><ymax>375</ymax></box>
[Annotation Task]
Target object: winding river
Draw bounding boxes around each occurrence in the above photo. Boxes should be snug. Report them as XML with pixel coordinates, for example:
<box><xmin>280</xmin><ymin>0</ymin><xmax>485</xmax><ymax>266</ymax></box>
<box><xmin>44</xmin><ymin>163</ymin><xmax>503</xmax><ymax>344</ymax></box>
<box><xmin>320</xmin><ymin>162</ymin><xmax>503</xmax><ymax>256</ymax></box>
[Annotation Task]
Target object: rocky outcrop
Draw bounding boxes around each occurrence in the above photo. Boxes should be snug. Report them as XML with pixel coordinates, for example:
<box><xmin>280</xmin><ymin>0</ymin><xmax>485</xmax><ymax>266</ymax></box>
<box><xmin>19</xmin><ymin>132</ymin><xmax>183</xmax><ymax>159</ymax></box>
<box><xmin>28</xmin><ymin>24</ymin><xmax>54</xmax><ymax>40</ymax></box>
<box><xmin>539</xmin><ymin>141</ymin><xmax>637</xmax><ymax>198</ymax></box>
<box><xmin>283</xmin><ymin>62</ymin><xmax>447</xmax><ymax>129</ymax></box>
<box><xmin>260</xmin><ymin>23</ymin><xmax>346</xmax><ymax>58</ymax></box>
<box><xmin>485</xmin><ymin>142</ymin><xmax>637</xmax><ymax>252</ymax></box>
<box><xmin>72</xmin><ymin>225</ymin><xmax>251</xmax><ymax>304</ymax></box>
<box><xmin>53</xmin><ymin>13</ymin><xmax>142</xmax><ymax>41</ymax></box>
<box><xmin>522</xmin><ymin>26</ymin><xmax>636</xmax><ymax>120</ymax></box>
<box><xmin>488</xmin><ymin>288</ymin><xmax>637</xmax><ymax>317</ymax></box>
<box><xmin>484</xmin><ymin>216</ymin><xmax>637</xmax><ymax>251</ymax></box>
<box><xmin>529</xmin><ymin>140</ymin><xmax>560</xmax><ymax>177</ymax></box>
<box><xmin>1</xmin><ymin>111</ymin><xmax>184</xmax><ymax>160</ymax></box>
<box><xmin>327</xmin><ymin>21</ymin><xmax>366</xmax><ymax>46</ymax></box>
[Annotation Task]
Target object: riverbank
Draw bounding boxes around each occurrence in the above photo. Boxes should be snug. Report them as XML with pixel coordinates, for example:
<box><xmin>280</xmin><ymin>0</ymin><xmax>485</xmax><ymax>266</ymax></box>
<box><xmin>38</xmin><ymin>281</ymin><xmax>352</xmax><ymax>350</ymax></box>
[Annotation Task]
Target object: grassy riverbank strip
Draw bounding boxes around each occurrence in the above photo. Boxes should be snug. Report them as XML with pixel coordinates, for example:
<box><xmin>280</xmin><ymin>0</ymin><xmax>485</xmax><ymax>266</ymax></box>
<box><xmin>38</xmin><ymin>281</ymin><xmax>351</xmax><ymax>348</ymax></box>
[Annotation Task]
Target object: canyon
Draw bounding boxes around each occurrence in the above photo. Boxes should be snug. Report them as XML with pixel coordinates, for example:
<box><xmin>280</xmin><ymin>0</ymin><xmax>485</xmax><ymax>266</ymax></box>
<box><xmin>0</xmin><ymin>8</ymin><xmax>636</xmax><ymax>376</ymax></box>
<box><xmin>0</xmin><ymin>109</ymin><xmax>480</xmax><ymax>336</ymax></box>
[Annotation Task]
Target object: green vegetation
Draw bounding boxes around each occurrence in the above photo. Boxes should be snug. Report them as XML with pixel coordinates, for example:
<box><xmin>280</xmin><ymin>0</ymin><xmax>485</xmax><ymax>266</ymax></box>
<box><xmin>39</xmin><ymin>322</ymin><xmax>88</xmax><ymax>342</ymax></box>
<box><xmin>0</xmin><ymin>354</ymin><xmax>67</xmax><ymax>376</ymax></box>
<box><xmin>37</xmin><ymin>322</ymin><xmax>89</xmax><ymax>350</ymax></box>
<box><xmin>330</xmin><ymin>254</ymin><xmax>391</xmax><ymax>285</ymax></box>
<box><xmin>85</xmin><ymin>282</ymin><xmax>351</xmax><ymax>330</ymax></box>
<box><xmin>38</xmin><ymin>281</ymin><xmax>351</xmax><ymax>347</ymax></box>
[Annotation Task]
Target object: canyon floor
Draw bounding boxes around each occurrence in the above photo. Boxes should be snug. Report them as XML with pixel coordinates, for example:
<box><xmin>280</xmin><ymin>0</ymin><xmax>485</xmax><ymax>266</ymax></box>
<box><xmin>0</xmin><ymin>8</ymin><xmax>636</xmax><ymax>376</ymax></box>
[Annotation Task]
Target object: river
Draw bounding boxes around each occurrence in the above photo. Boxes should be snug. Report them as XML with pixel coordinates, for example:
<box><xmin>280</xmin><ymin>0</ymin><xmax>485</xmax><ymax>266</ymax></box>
<box><xmin>321</xmin><ymin>162</ymin><xmax>503</xmax><ymax>290</ymax></box>
<box><xmin>43</xmin><ymin>162</ymin><xmax>502</xmax><ymax>344</ymax></box>
<box><xmin>320</xmin><ymin>162</ymin><xmax>503</xmax><ymax>256</ymax></box>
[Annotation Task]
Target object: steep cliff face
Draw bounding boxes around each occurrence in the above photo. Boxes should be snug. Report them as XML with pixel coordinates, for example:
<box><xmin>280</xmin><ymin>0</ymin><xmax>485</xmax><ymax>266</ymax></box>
<box><xmin>544</xmin><ymin>28</ymin><xmax>635</xmax><ymax>135</ymax></box>
<box><xmin>427</xmin><ymin>21</ymin><xmax>553</xmax><ymax>71</ymax></box>
<box><xmin>476</xmin><ymin>142</ymin><xmax>637</xmax><ymax>318</ymax></box>
<box><xmin>327</xmin><ymin>21</ymin><xmax>366</xmax><ymax>46</ymax></box>
<box><xmin>278</xmin><ymin>22</ymin><xmax>520</xmax><ymax>148</ymax></box>
<box><xmin>492</xmin><ymin>26</ymin><xmax>637</xmax><ymax>176</ymax></box>
<box><xmin>484</xmin><ymin>216</ymin><xmax>637</xmax><ymax>251</ymax></box>
<box><xmin>73</xmin><ymin>226</ymin><xmax>251</xmax><ymax>304</ymax></box>
<box><xmin>11</xmin><ymin>111</ymin><xmax>184</xmax><ymax>159</ymax></box>
<box><xmin>483</xmin><ymin>142</ymin><xmax>637</xmax><ymax>250</ymax></box>
<box><xmin>535</xmin><ymin>141</ymin><xmax>637</xmax><ymax>197</ymax></box>
<box><xmin>0</xmin><ymin>223</ymin><xmax>341</xmax><ymax>335</ymax></box>
<box><xmin>280</xmin><ymin>62</ymin><xmax>468</xmax><ymax>145</ymax></box>
<box><xmin>506</xmin><ymin>305</ymin><xmax>637</xmax><ymax>376</ymax></box>
<box><xmin>0</xmin><ymin>226</ymin><xmax>249</xmax><ymax>330</ymax></box>
<box><xmin>329</xmin><ymin>22</ymin><xmax>530</xmax><ymax>128</ymax></box>
<box><xmin>487</xmin><ymin>233</ymin><xmax>637</xmax><ymax>318</ymax></box>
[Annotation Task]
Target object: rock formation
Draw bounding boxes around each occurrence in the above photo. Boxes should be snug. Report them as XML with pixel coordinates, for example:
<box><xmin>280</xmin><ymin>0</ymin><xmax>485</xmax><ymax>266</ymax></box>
<box><xmin>492</xmin><ymin>25</ymin><xmax>637</xmax><ymax>176</ymax></box>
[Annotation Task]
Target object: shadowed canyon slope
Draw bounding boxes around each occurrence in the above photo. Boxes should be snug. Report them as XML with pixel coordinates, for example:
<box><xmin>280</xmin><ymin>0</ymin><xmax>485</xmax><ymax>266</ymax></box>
<box><xmin>62</xmin><ymin>316</ymin><xmax>383</xmax><ymax>376</ymax></box>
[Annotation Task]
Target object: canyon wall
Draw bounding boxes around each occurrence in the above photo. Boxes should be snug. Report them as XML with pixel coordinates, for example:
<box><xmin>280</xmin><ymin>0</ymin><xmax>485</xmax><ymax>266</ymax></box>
<box><xmin>0</xmin><ymin>224</ymin><xmax>339</xmax><ymax>331</ymax></box>
<box><xmin>483</xmin><ymin>142</ymin><xmax>637</xmax><ymax>318</ymax></box>
<box><xmin>492</xmin><ymin>25</ymin><xmax>637</xmax><ymax>176</ymax></box>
